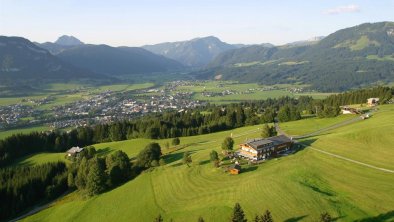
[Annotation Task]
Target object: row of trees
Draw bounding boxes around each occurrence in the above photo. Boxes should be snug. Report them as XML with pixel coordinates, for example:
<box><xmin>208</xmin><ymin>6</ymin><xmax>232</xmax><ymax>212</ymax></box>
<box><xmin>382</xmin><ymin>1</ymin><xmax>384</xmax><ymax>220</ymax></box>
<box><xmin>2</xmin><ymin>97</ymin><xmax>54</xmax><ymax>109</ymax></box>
<box><xmin>0</xmin><ymin>162</ymin><xmax>68</xmax><ymax>220</ymax></box>
<box><xmin>69</xmin><ymin>142</ymin><xmax>165</xmax><ymax>197</ymax></box>
<box><xmin>153</xmin><ymin>202</ymin><xmax>333</xmax><ymax>222</ymax></box>
<box><xmin>67</xmin><ymin>148</ymin><xmax>133</xmax><ymax>196</ymax></box>
<box><xmin>323</xmin><ymin>86</ymin><xmax>393</xmax><ymax>106</ymax></box>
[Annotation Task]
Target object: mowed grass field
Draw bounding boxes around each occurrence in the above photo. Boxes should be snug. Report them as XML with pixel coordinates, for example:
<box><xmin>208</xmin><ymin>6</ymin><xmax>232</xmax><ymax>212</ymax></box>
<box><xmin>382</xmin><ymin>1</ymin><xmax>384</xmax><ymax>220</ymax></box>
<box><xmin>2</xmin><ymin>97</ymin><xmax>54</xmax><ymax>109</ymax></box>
<box><xmin>0</xmin><ymin>125</ymin><xmax>51</xmax><ymax>140</ymax></box>
<box><xmin>20</xmin><ymin>105</ymin><xmax>394</xmax><ymax>222</ymax></box>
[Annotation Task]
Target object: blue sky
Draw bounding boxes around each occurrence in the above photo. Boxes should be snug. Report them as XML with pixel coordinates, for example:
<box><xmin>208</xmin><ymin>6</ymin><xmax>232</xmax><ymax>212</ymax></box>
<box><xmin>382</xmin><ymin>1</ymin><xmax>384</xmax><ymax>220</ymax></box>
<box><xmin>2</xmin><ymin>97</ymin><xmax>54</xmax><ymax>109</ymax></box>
<box><xmin>1</xmin><ymin>0</ymin><xmax>394</xmax><ymax>46</ymax></box>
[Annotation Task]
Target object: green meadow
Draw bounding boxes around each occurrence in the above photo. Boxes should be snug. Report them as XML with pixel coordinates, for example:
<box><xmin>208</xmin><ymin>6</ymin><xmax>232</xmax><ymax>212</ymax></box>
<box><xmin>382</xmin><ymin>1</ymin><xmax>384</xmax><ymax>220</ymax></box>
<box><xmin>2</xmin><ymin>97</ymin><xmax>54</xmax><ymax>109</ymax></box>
<box><xmin>19</xmin><ymin>105</ymin><xmax>394</xmax><ymax>222</ymax></box>
<box><xmin>0</xmin><ymin>125</ymin><xmax>51</xmax><ymax>140</ymax></box>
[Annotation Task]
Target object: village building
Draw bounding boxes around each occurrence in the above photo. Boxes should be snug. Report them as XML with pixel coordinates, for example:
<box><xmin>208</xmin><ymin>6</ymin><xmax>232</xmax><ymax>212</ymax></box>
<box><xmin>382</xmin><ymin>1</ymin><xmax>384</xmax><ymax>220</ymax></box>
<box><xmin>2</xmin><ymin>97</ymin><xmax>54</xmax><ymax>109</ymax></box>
<box><xmin>237</xmin><ymin>135</ymin><xmax>293</xmax><ymax>161</ymax></box>
<box><xmin>367</xmin><ymin>98</ymin><xmax>379</xmax><ymax>107</ymax></box>
<box><xmin>66</xmin><ymin>146</ymin><xmax>84</xmax><ymax>157</ymax></box>
<box><xmin>340</xmin><ymin>106</ymin><xmax>361</xmax><ymax>114</ymax></box>
<box><xmin>229</xmin><ymin>164</ymin><xmax>241</xmax><ymax>175</ymax></box>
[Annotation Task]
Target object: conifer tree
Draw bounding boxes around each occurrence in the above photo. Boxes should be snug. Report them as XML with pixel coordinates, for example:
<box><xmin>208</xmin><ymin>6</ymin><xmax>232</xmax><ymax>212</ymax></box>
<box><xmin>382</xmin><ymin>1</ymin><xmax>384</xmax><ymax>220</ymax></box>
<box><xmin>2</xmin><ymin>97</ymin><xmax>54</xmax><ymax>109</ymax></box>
<box><xmin>230</xmin><ymin>203</ymin><xmax>247</xmax><ymax>222</ymax></box>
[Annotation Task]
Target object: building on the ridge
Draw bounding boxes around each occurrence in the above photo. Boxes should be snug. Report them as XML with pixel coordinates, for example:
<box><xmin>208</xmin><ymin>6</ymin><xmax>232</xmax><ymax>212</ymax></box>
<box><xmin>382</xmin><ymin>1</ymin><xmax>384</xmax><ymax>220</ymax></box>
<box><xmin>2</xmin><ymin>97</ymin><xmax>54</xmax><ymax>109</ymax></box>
<box><xmin>66</xmin><ymin>146</ymin><xmax>84</xmax><ymax>157</ymax></box>
<box><xmin>237</xmin><ymin>135</ymin><xmax>293</xmax><ymax>161</ymax></box>
<box><xmin>367</xmin><ymin>98</ymin><xmax>379</xmax><ymax>107</ymax></box>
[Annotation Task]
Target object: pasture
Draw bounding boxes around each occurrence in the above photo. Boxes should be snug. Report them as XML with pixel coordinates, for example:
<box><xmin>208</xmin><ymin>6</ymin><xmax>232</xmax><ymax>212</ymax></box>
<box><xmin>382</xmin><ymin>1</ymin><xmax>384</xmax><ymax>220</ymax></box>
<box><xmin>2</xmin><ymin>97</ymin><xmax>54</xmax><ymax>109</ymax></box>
<box><xmin>20</xmin><ymin>105</ymin><xmax>394</xmax><ymax>222</ymax></box>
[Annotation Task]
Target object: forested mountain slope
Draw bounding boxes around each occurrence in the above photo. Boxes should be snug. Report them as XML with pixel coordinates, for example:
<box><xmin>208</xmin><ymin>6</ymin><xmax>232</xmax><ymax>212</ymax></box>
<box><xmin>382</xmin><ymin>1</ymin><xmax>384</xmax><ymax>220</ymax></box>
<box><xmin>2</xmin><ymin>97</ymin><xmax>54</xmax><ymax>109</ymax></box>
<box><xmin>202</xmin><ymin>22</ymin><xmax>394</xmax><ymax>91</ymax></box>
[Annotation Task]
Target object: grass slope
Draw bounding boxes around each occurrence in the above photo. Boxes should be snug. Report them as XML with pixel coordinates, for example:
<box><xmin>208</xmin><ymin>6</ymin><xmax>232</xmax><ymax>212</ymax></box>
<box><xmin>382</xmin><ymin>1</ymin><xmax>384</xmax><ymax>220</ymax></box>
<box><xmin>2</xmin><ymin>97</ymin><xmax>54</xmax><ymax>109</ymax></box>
<box><xmin>21</xmin><ymin>105</ymin><xmax>394</xmax><ymax>222</ymax></box>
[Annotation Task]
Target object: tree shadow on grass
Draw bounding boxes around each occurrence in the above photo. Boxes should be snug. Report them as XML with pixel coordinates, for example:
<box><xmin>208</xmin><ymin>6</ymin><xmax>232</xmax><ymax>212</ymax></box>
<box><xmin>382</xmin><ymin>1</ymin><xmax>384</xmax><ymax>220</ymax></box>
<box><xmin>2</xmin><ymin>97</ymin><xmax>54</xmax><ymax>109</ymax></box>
<box><xmin>299</xmin><ymin>181</ymin><xmax>334</xmax><ymax>197</ymax></box>
<box><xmin>354</xmin><ymin>211</ymin><xmax>394</xmax><ymax>222</ymax></box>
<box><xmin>164</xmin><ymin>150</ymin><xmax>197</xmax><ymax>166</ymax></box>
<box><xmin>96</xmin><ymin>147</ymin><xmax>112</xmax><ymax>157</ymax></box>
<box><xmin>163</xmin><ymin>152</ymin><xmax>183</xmax><ymax>164</ymax></box>
<box><xmin>284</xmin><ymin>215</ymin><xmax>308</xmax><ymax>222</ymax></box>
<box><xmin>199</xmin><ymin>159</ymin><xmax>210</xmax><ymax>165</ymax></box>
<box><xmin>241</xmin><ymin>166</ymin><xmax>257</xmax><ymax>173</ymax></box>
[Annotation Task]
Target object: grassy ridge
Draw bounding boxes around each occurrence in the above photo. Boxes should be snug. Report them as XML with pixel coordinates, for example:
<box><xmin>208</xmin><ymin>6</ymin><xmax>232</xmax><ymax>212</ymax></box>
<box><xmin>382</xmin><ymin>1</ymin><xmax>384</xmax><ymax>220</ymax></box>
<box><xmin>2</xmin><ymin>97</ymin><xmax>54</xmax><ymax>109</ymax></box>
<box><xmin>20</xmin><ymin>105</ymin><xmax>394</xmax><ymax>221</ymax></box>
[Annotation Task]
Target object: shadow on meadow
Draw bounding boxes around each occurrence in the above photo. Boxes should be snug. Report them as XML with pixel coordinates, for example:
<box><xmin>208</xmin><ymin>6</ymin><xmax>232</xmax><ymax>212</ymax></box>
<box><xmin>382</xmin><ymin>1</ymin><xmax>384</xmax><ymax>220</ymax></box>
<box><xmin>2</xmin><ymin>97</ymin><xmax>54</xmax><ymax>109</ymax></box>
<box><xmin>164</xmin><ymin>150</ymin><xmax>197</xmax><ymax>166</ymax></box>
<box><xmin>96</xmin><ymin>147</ymin><xmax>112</xmax><ymax>157</ymax></box>
<box><xmin>354</xmin><ymin>211</ymin><xmax>394</xmax><ymax>222</ymax></box>
<box><xmin>284</xmin><ymin>215</ymin><xmax>308</xmax><ymax>222</ymax></box>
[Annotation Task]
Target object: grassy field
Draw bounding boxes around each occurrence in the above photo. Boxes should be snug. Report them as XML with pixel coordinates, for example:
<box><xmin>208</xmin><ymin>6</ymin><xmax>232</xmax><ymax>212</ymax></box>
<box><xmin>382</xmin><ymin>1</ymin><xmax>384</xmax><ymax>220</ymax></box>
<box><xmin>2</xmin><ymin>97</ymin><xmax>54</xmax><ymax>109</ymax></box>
<box><xmin>299</xmin><ymin>105</ymin><xmax>394</xmax><ymax>170</ymax></box>
<box><xmin>175</xmin><ymin>81</ymin><xmax>332</xmax><ymax>102</ymax></box>
<box><xmin>20</xmin><ymin>105</ymin><xmax>394</xmax><ymax>222</ymax></box>
<box><xmin>0</xmin><ymin>125</ymin><xmax>51</xmax><ymax>140</ymax></box>
<box><xmin>11</xmin><ymin>153</ymin><xmax>67</xmax><ymax>167</ymax></box>
<box><xmin>280</xmin><ymin>115</ymin><xmax>356</xmax><ymax>136</ymax></box>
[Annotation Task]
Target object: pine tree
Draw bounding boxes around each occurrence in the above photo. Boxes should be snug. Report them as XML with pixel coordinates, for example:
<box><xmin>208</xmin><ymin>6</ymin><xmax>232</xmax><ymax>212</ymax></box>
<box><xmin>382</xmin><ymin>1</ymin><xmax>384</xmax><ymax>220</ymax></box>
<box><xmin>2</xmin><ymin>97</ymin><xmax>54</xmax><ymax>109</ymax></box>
<box><xmin>320</xmin><ymin>212</ymin><xmax>332</xmax><ymax>222</ymax></box>
<box><xmin>154</xmin><ymin>214</ymin><xmax>163</xmax><ymax>222</ymax></box>
<box><xmin>183</xmin><ymin>151</ymin><xmax>192</xmax><ymax>166</ymax></box>
<box><xmin>230</xmin><ymin>203</ymin><xmax>247</xmax><ymax>222</ymax></box>
<box><xmin>198</xmin><ymin>216</ymin><xmax>205</xmax><ymax>222</ymax></box>
<box><xmin>261</xmin><ymin>124</ymin><xmax>271</xmax><ymax>138</ymax></box>
<box><xmin>222</xmin><ymin>137</ymin><xmax>234</xmax><ymax>151</ymax></box>
<box><xmin>261</xmin><ymin>210</ymin><xmax>273</xmax><ymax>222</ymax></box>
<box><xmin>86</xmin><ymin>157</ymin><xmax>107</xmax><ymax>196</ymax></box>
<box><xmin>172</xmin><ymin>137</ymin><xmax>180</xmax><ymax>146</ymax></box>
<box><xmin>67</xmin><ymin>173</ymin><xmax>75</xmax><ymax>188</ymax></box>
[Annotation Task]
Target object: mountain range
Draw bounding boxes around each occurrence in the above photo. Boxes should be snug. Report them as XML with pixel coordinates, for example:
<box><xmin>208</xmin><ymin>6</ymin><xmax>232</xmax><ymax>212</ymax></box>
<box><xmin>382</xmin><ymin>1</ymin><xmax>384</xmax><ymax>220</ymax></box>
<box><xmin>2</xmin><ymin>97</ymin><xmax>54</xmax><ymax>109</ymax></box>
<box><xmin>0</xmin><ymin>36</ymin><xmax>103</xmax><ymax>87</ymax></box>
<box><xmin>1</xmin><ymin>21</ymin><xmax>394</xmax><ymax>92</ymax></box>
<box><xmin>201</xmin><ymin>22</ymin><xmax>394</xmax><ymax>91</ymax></box>
<box><xmin>142</xmin><ymin>36</ymin><xmax>258</xmax><ymax>67</ymax></box>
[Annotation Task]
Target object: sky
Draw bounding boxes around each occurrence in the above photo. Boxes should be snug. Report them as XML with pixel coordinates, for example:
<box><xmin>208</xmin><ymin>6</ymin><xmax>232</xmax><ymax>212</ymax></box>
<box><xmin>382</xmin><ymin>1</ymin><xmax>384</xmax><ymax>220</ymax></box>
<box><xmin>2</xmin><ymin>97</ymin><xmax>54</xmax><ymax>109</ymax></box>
<box><xmin>1</xmin><ymin>0</ymin><xmax>394</xmax><ymax>46</ymax></box>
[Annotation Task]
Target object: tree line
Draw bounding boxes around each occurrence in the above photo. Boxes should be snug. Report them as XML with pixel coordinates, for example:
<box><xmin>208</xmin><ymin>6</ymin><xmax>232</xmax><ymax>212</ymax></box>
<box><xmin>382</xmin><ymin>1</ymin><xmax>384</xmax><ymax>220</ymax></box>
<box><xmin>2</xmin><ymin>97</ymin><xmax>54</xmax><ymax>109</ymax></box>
<box><xmin>0</xmin><ymin>162</ymin><xmax>68</xmax><ymax>220</ymax></box>
<box><xmin>0</xmin><ymin>142</ymin><xmax>165</xmax><ymax>221</ymax></box>
<box><xmin>153</xmin><ymin>202</ymin><xmax>334</xmax><ymax>222</ymax></box>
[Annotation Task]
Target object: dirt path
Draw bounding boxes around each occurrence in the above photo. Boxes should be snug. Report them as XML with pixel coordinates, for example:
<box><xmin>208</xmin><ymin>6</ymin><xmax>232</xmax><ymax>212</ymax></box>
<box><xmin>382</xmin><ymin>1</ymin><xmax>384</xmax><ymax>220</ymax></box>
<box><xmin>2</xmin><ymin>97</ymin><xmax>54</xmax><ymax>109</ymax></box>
<box><xmin>276</xmin><ymin>111</ymin><xmax>394</xmax><ymax>174</ymax></box>
<box><xmin>298</xmin><ymin>143</ymin><xmax>394</xmax><ymax>173</ymax></box>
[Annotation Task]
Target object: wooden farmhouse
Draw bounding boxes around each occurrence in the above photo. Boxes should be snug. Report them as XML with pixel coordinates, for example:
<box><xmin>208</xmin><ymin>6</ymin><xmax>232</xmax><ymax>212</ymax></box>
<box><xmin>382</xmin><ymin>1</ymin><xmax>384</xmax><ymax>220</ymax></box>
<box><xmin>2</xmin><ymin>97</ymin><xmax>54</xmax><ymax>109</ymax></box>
<box><xmin>237</xmin><ymin>135</ymin><xmax>293</xmax><ymax>161</ymax></box>
<box><xmin>66</xmin><ymin>146</ymin><xmax>84</xmax><ymax>157</ymax></box>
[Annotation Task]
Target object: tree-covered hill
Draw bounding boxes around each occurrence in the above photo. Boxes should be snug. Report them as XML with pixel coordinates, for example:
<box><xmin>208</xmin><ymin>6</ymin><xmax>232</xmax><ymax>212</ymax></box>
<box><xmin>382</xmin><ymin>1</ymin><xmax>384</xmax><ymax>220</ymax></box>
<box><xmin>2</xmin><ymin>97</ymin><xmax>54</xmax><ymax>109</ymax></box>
<box><xmin>202</xmin><ymin>22</ymin><xmax>394</xmax><ymax>91</ymax></box>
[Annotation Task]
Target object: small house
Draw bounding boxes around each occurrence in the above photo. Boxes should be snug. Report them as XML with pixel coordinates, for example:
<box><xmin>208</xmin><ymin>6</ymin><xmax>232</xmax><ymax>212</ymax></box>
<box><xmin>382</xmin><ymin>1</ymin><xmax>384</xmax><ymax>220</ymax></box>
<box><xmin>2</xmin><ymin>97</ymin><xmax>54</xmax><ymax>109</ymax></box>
<box><xmin>66</xmin><ymin>146</ymin><xmax>84</xmax><ymax>157</ymax></box>
<box><xmin>229</xmin><ymin>164</ymin><xmax>241</xmax><ymax>175</ymax></box>
<box><xmin>367</xmin><ymin>98</ymin><xmax>379</xmax><ymax>107</ymax></box>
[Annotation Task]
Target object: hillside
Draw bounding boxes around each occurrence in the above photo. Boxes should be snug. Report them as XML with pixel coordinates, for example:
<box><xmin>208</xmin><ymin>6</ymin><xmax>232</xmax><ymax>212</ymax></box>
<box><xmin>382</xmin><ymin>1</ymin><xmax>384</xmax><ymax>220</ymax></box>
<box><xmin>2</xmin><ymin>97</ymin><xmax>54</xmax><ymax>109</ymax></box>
<box><xmin>0</xmin><ymin>36</ymin><xmax>106</xmax><ymax>86</ymax></box>
<box><xmin>142</xmin><ymin>36</ymin><xmax>239</xmax><ymax>67</ymax></box>
<box><xmin>56</xmin><ymin>44</ymin><xmax>184</xmax><ymax>76</ymax></box>
<box><xmin>203</xmin><ymin>22</ymin><xmax>394</xmax><ymax>91</ymax></box>
<box><xmin>20</xmin><ymin>105</ymin><xmax>394</xmax><ymax>222</ymax></box>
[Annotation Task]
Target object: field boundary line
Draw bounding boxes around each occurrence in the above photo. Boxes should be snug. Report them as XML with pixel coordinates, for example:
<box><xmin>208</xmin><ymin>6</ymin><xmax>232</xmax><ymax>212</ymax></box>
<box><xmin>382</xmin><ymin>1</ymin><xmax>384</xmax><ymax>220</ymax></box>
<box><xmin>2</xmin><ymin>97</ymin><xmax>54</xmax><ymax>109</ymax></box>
<box><xmin>299</xmin><ymin>143</ymin><xmax>394</xmax><ymax>173</ymax></box>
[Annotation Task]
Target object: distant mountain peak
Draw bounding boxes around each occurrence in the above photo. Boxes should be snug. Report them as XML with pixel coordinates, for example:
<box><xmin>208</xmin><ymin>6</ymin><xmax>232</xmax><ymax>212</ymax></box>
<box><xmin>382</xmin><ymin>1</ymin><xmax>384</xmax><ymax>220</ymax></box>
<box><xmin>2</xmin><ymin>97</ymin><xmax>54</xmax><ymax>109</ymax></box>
<box><xmin>55</xmin><ymin>35</ymin><xmax>84</xmax><ymax>46</ymax></box>
<box><xmin>142</xmin><ymin>36</ymin><xmax>237</xmax><ymax>67</ymax></box>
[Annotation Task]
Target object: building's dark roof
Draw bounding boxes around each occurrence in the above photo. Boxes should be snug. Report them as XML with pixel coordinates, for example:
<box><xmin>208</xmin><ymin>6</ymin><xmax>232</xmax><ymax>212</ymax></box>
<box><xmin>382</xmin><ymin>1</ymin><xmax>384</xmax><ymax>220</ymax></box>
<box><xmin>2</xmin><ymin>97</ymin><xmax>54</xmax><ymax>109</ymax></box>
<box><xmin>245</xmin><ymin>138</ymin><xmax>273</xmax><ymax>149</ymax></box>
<box><xmin>230</xmin><ymin>164</ymin><xmax>241</xmax><ymax>171</ymax></box>
<box><xmin>66</xmin><ymin>146</ymin><xmax>84</xmax><ymax>154</ymax></box>
<box><xmin>243</xmin><ymin>135</ymin><xmax>292</xmax><ymax>150</ymax></box>
<box><xmin>269</xmin><ymin>135</ymin><xmax>292</xmax><ymax>145</ymax></box>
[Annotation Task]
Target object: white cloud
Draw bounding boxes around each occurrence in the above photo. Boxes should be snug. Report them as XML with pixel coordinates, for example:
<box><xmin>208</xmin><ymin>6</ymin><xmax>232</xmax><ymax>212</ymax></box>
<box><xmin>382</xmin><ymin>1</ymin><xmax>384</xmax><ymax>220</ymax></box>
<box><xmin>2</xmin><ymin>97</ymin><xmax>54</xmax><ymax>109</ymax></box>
<box><xmin>324</xmin><ymin>4</ymin><xmax>360</xmax><ymax>15</ymax></box>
